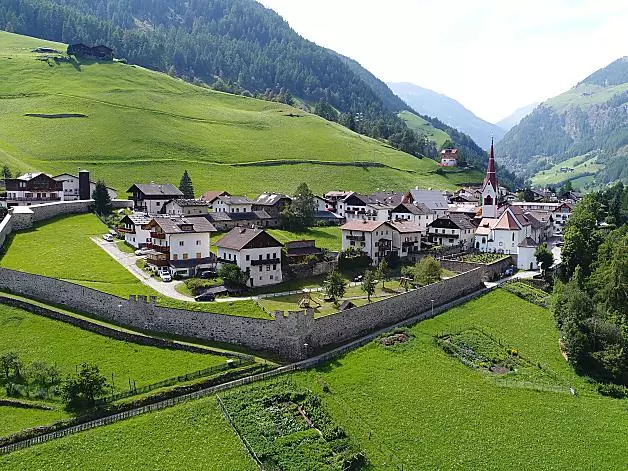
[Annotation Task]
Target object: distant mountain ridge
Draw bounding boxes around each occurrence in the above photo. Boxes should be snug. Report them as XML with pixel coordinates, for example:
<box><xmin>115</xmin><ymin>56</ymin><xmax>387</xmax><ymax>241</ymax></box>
<box><xmin>496</xmin><ymin>57</ymin><xmax>628</xmax><ymax>188</ymax></box>
<box><xmin>387</xmin><ymin>82</ymin><xmax>505</xmax><ymax>149</ymax></box>
<box><xmin>496</xmin><ymin>102</ymin><xmax>538</xmax><ymax>132</ymax></box>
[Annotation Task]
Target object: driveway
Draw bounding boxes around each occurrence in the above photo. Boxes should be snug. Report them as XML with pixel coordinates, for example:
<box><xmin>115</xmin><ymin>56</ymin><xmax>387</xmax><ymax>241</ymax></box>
<box><xmin>484</xmin><ymin>270</ymin><xmax>537</xmax><ymax>289</ymax></box>
<box><xmin>91</xmin><ymin>237</ymin><xmax>192</xmax><ymax>301</ymax></box>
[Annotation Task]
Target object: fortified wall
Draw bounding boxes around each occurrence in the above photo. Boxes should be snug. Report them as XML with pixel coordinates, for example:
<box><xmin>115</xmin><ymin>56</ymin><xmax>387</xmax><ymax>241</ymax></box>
<box><xmin>0</xmin><ymin>266</ymin><xmax>487</xmax><ymax>361</ymax></box>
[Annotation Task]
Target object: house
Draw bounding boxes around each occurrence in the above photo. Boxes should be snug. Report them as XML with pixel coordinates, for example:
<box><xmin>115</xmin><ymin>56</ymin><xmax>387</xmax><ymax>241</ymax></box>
<box><xmin>67</xmin><ymin>44</ymin><xmax>114</xmax><ymax>61</ymax></box>
<box><xmin>216</xmin><ymin>227</ymin><xmax>283</xmax><ymax>287</ymax></box>
<box><xmin>340</xmin><ymin>220</ymin><xmax>422</xmax><ymax>265</ymax></box>
<box><xmin>144</xmin><ymin>216</ymin><xmax>217</xmax><ymax>277</ymax></box>
<box><xmin>323</xmin><ymin>190</ymin><xmax>353</xmax><ymax>213</ymax></box>
<box><xmin>313</xmin><ymin>196</ymin><xmax>328</xmax><ymax>212</ymax></box>
<box><xmin>53</xmin><ymin>172</ymin><xmax>117</xmax><ymax>201</ymax></box>
<box><xmin>408</xmin><ymin>189</ymin><xmax>449</xmax><ymax>217</ymax></box>
<box><xmin>206</xmin><ymin>210</ymin><xmax>279</xmax><ymax>231</ymax></box>
<box><xmin>252</xmin><ymin>194</ymin><xmax>292</xmax><ymax>218</ymax></box>
<box><xmin>284</xmin><ymin>240</ymin><xmax>324</xmax><ymax>264</ymax></box>
<box><xmin>118</xmin><ymin>213</ymin><xmax>152</xmax><ymax>249</ymax></box>
<box><xmin>517</xmin><ymin>237</ymin><xmax>539</xmax><ymax>271</ymax></box>
<box><xmin>427</xmin><ymin>214</ymin><xmax>475</xmax><ymax>249</ymax></box>
<box><xmin>200</xmin><ymin>190</ymin><xmax>230</xmax><ymax>207</ymax></box>
<box><xmin>390</xmin><ymin>202</ymin><xmax>436</xmax><ymax>233</ymax></box>
<box><xmin>448</xmin><ymin>203</ymin><xmax>480</xmax><ymax>219</ymax></box>
<box><xmin>127</xmin><ymin>183</ymin><xmax>183</xmax><ymax>215</ymax></box>
<box><xmin>336</xmin><ymin>193</ymin><xmax>372</xmax><ymax>220</ymax></box>
<box><xmin>212</xmin><ymin>195</ymin><xmax>253</xmax><ymax>213</ymax></box>
<box><xmin>2</xmin><ymin>172</ymin><xmax>64</xmax><ymax>207</ymax></box>
<box><xmin>313</xmin><ymin>211</ymin><xmax>344</xmax><ymax>226</ymax></box>
<box><xmin>440</xmin><ymin>148</ymin><xmax>458</xmax><ymax>166</ymax></box>
<box><xmin>163</xmin><ymin>199</ymin><xmax>209</xmax><ymax>216</ymax></box>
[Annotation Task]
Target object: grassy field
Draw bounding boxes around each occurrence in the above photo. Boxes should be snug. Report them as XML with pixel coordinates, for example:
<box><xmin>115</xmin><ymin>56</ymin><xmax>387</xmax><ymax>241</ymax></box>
<box><xmin>531</xmin><ymin>154</ymin><xmax>602</xmax><ymax>187</ymax></box>
<box><xmin>0</xmin><ymin>213</ymin><xmax>269</xmax><ymax>318</ymax></box>
<box><xmin>399</xmin><ymin>111</ymin><xmax>451</xmax><ymax>148</ymax></box>
<box><xmin>0</xmin><ymin>303</ymin><xmax>227</xmax><ymax>393</ymax></box>
<box><xmin>292</xmin><ymin>290</ymin><xmax>628</xmax><ymax>470</ymax></box>
<box><xmin>0</xmin><ymin>31</ymin><xmax>480</xmax><ymax>195</ymax></box>
<box><xmin>0</xmin><ymin>406</ymin><xmax>70</xmax><ymax>438</ymax></box>
<box><xmin>546</xmin><ymin>81</ymin><xmax>628</xmax><ymax>113</ymax></box>
<box><xmin>267</xmin><ymin>226</ymin><xmax>342</xmax><ymax>251</ymax></box>
<box><xmin>0</xmin><ymin>396</ymin><xmax>257</xmax><ymax>471</ymax></box>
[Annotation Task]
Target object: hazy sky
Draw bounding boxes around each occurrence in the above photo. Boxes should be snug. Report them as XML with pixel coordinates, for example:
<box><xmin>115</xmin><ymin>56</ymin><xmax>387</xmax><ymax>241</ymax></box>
<box><xmin>258</xmin><ymin>0</ymin><xmax>628</xmax><ymax>123</ymax></box>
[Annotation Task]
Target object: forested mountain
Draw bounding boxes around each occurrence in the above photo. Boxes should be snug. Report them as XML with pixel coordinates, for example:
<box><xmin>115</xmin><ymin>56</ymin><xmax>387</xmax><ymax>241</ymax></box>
<box><xmin>0</xmin><ymin>0</ymin><xmax>522</xmax><ymax>187</ymax></box>
<box><xmin>496</xmin><ymin>102</ymin><xmax>538</xmax><ymax>132</ymax></box>
<box><xmin>497</xmin><ymin>57</ymin><xmax>628</xmax><ymax>188</ymax></box>
<box><xmin>388</xmin><ymin>82</ymin><xmax>505</xmax><ymax>149</ymax></box>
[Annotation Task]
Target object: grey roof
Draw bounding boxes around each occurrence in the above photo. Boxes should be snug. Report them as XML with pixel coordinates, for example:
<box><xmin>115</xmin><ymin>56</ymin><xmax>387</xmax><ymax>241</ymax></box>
<box><xmin>127</xmin><ymin>183</ymin><xmax>183</xmax><ymax>197</ymax></box>
<box><xmin>121</xmin><ymin>214</ymin><xmax>152</xmax><ymax>226</ymax></box>
<box><xmin>216</xmin><ymin>227</ymin><xmax>282</xmax><ymax>251</ymax></box>
<box><xmin>410</xmin><ymin>189</ymin><xmax>449</xmax><ymax>211</ymax></box>
<box><xmin>391</xmin><ymin>202</ymin><xmax>434</xmax><ymax>215</ymax></box>
<box><xmin>314</xmin><ymin>210</ymin><xmax>343</xmax><ymax>220</ymax></box>
<box><xmin>17</xmin><ymin>172</ymin><xmax>46</xmax><ymax>181</ymax></box>
<box><xmin>167</xmin><ymin>199</ymin><xmax>209</xmax><ymax>207</ymax></box>
<box><xmin>218</xmin><ymin>195</ymin><xmax>253</xmax><ymax>205</ymax></box>
<box><xmin>207</xmin><ymin>211</ymin><xmax>272</xmax><ymax>222</ymax></box>
<box><xmin>370</xmin><ymin>191</ymin><xmax>408</xmax><ymax>206</ymax></box>
<box><xmin>53</xmin><ymin>173</ymin><xmax>117</xmax><ymax>191</ymax></box>
<box><xmin>253</xmin><ymin>193</ymin><xmax>291</xmax><ymax>206</ymax></box>
<box><xmin>150</xmin><ymin>216</ymin><xmax>216</xmax><ymax>234</ymax></box>
<box><xmin>429</xmin><ymin>214</ymin><xmax>475</xmax><ymax>230</ymax></box>
<box><xmin>518</xmin><ymin>237</ymin><xmax>538</xmax><ymax>248</ymax></box>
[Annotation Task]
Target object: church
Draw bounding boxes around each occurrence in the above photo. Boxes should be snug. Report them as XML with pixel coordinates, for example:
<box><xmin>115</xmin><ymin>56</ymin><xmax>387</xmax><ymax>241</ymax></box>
<box><xmin>474</xmin><ymin>140</ymin><xmax>552</xmax><ymax>270</ymax></box>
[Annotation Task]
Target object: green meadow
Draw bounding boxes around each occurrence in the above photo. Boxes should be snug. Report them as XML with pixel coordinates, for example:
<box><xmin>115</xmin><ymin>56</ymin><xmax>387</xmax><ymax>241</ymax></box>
<box><xmin>399</xmin><ymin>110</ymin><xmax>451</xmax><ymax>148</ymax></box>
<box><xmin>0</xmin><ymin>31</ymin><xmax>480</xmax><ymax>195</ymax></box>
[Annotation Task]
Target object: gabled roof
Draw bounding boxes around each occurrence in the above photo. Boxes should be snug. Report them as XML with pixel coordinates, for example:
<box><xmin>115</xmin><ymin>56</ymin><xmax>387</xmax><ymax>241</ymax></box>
<box><xmin>120</xmin><ymin>214</ymin><xmax>152</xmax><ymax>226</ymax></box>
<box><xmin>216</xmin><ymin>227</ymin><xmax>283</xmax><ymax>251</ymax></box>
<box><xmin>391</xmin><ymin>202</ymin><xmax>434</xmax><ymax>215</ymax></box>
<box><xmin>149</xmin><ymin>216</ymin><xmax>216</xmax><ymax>234</ymax></box>
<box><xmin>127</xmin><ymin>183</ymin><xmax>183</xmax><ymax>197</ymax></box>
<box><xmin>166</xmin><ymin>199</ymin><xmax>209</xmax><ymax>207</ymax></box>
<box><xmin>253</xmin><ymin>193</ymin><xmax>291</xmax><ymax>206</ymax></box>
<box><xmin>518</xmin><ymin>237</ymin><xmax>538</xmax><ymax>248</ymax></box>
<box><xmin>428</xmin><ymin>214</ymin><xmax>475</xmax><ymax>231</ymax></box>
<box><xmin>493</xmin><ymin>210</ymin><xmax>521</xmax><ymax>230</ymax></box>
<box><xmin>207</xmin><ymin>210</ymin><xmax>272</xmax><ymax>222</ymax></box>
<box><xmin>200</xmin><ymin>190</ymin><xmax>230</xmax><ymax>203</ymax></box>
<box><xmin>52</xmin><ymin>173</ymin><xmax>117</xmax><ymax>191</ymax></box>
<box><xmin>388</xmin><ymin>220</ymin><xmax>423</xmax><ymax>233</ymax></box>
<box><xmin>409</xmin><ymin>189</ymin><xmax>449</xmax><ymax>211</ymax></box>
<box><xmin>341</xmin><ymin>220</ymin><xmax>390</xmax><ymax>232</ymax></box>
<box><xmin>370</xmin><ymin>191</ymin><xmax>410</xmax><ymax>207</ymax></box>
<box><xmin>218</xmin><ymin>195</ymin><xmax>253</xmax><ymax>205</ymax></box>
<box><xmin>17</xmin><ymin>172</ymin><xmax>46</xmax><ymax>181</ymax></box>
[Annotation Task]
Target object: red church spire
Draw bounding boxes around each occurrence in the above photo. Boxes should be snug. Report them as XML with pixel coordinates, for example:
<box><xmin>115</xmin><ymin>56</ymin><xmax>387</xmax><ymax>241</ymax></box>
<box><xmin>484</xmin><ymin>137</ymin><xmax>498</xmax><ymax>190</ymax></box>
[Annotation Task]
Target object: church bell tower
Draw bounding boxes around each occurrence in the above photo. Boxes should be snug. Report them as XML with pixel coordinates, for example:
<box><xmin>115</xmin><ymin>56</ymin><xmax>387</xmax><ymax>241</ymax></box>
<box><xmin>481</xmin><ymin>138</ymin><xmax>499</xmax><ymax>219</ymax></box>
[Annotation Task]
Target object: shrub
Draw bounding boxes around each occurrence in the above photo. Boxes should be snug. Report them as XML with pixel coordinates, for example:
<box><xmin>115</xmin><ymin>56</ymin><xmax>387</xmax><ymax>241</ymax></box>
<box><xmin>597</xmin><ymin>383</ymin><xmax>628</xmax><ymax>399</ymax></box>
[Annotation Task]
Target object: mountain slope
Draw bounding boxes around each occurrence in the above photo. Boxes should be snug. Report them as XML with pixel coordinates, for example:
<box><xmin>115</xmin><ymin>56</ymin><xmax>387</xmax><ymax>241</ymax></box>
<box><xmin>388</xmin><ymin>82</ymin><xmax>505</xmax><ymax>149</ymax></box>
<box><xmin>0</xmin><ymin>31</ymin><xmax>483</xmax><ymax>195</ymax></box>
<box><xmin>496</xmin><ymin>102</ymin><xmax>538</xmax><ymax>132</ymax></box>
<box><xmin>497</xmin><ymin>57</ymin><xmax>628</xmax><ymax>188</ymax></box>
<box><xmin>398</xmin><ymin>111</ymin><xmax>450</xmax><ymax>148</ymax></box>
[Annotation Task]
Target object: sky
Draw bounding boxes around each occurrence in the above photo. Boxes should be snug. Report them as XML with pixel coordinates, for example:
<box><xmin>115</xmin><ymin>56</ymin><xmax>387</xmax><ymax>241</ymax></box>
<box><xmin>258</xmin><ymin>0</ymin><xmax>628</xmax><ymax>123</ymax></box>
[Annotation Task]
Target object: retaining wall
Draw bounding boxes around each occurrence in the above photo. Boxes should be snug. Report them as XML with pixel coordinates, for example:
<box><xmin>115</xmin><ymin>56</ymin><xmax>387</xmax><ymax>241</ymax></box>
<box><xmin>439</xmin><ymin>257</ymin><xmax>514</xmax><ymax>280</ymax></box>
<box><xmin>0</xmin><ymin>266</ymin><xmax>485</xmax><ymax>360</ymax></box>
<box><xmin>0</xmin><ymin>214</ymin><xmax>12</xmax><ymax>250</ymax></box>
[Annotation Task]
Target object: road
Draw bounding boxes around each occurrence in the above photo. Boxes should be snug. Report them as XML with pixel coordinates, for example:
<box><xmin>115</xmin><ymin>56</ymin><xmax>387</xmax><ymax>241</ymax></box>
<box><xmin>91</xmin><ymin>237</ymin><xmax>191</xmax><ymax>301</ymax></box>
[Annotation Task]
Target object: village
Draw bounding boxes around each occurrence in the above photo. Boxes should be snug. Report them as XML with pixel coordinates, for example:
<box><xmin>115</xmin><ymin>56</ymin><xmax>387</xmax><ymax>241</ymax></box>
<box><xmin>1</xmin><ymin>143</ymin><xmax>578</xmax><ymax>311</ymax></box>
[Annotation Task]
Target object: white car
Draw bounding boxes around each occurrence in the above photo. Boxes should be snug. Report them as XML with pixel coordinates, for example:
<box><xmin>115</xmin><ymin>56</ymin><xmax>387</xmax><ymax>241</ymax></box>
<box><xmin>159</xmin><ymin>270</ymin><xmax>172</xmax><ymax>282</ymax></box>
<box><xmin>103</xmin><ymin>234</ymin><xmax>114</xmax><ymax>242</ymax></box>
<box><xmin>135</xmin><ymin>248</ymin><xmax>151</xmax><ymax>256</ymax></box>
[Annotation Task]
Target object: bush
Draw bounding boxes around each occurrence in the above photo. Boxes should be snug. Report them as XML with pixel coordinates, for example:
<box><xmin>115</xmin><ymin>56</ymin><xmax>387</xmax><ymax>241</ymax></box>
<box><xmin>184</xmin><ymin>278</ymin><xmax>214</xmax><ymax>296</ymax></box>
<box><xmin>502</xmin><ymin>281</ymin><xmax>551</xmax><ymax>307</ymax></box>
<box><xmin>597</xmin><ymin>383</ymin><xmax>628</xmax><ymax>399</ymax></box>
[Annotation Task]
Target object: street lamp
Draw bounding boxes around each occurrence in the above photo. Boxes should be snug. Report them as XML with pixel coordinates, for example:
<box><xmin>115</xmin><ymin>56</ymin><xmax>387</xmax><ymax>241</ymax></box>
<box><xmin>303</xmin><ymin>343</ymin><xmax>309</xmax><ymax>358</ymax></box>
<box><xmin>431</xmin><ymin>299</ymin><xmax>434</xmax><ymax>317</ymax></box>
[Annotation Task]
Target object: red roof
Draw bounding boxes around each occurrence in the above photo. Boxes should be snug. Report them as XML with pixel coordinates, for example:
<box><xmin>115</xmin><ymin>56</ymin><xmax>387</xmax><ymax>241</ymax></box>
<box><xmin>483</xmin><ymin>138</ymin><xmax>498</xmax><ymax>191</ymax></box>
<box><xmin>493</xmin><ymin>210</ymin><xmax>520</xmax><ymax>230</ymax></box>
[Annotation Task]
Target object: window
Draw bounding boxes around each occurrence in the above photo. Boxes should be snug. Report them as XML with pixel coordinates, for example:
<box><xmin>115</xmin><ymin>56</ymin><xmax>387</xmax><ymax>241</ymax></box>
<box><xmin>246</xmin><ymin>255</ymin><xmax>250</xmax><ymax>261</ymax></box>
<box><xmin>273</xmin><ymin>264</ymin><xmax>277</xmax><ymax>270</ymax></box>
<box><xmin>259</xmin><ymin>266</ymin><xmax>262</xmax><ymax>272</ymax></box>
<box><xmin>196</xmin><ymin>252</ymin><xmax>201</xmax><ymax>259</ymax></box>
<box><xmin>172</xmin><ymin>254</ymin><xmax>178</xmax><ymax>260</ymax></box>
<box><xmin>182</xmin><ymin>253</ymin><xmax>188</xmax><ymax>260</ymax></box>
<box><xmin>259</xmin><ymin>254</ymin><xmax>262</xmax><ymax>260</ymax></box>
<box><xmin>179</xmin><ymin>241</ymin><xmax>184</xmax><ymax>246</ymax></box>
<box><xmin>266</xmin><ymin>253</ymin><xmax>270</xmax><ymax>259</ymax></box>
<box><xmin>266</xmin><ymin>265</ymin><xmax>271</xmax><ymax>271</ymax></box>
<box><xmin>512</xmin><ymin>233</ymin><xmax>515</xmax><ymax>241</ymax></box>
<box><xmin>270</xmin><ymin>275</ymin><xmax>274</xmax><ymax>280</ymax></box>
<box><xmin>196</xmin><ymin>240</ymin><xmax>201</xmax><ymax>246</ymax></box>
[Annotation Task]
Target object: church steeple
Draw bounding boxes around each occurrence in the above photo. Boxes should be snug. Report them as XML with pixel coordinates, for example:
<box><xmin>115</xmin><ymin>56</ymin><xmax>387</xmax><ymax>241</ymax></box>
<box><xmin>481</xmin><ymin>138</ymin><xmax>498</xmax><ymax>219</ymax></box>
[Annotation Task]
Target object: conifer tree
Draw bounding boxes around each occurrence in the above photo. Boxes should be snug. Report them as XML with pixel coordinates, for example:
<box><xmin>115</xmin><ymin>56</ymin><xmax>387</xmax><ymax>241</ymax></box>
<box><xmin>179</xmin><ymin>170</ymin><xmax>195</xmax><ymax>199</ymax></box>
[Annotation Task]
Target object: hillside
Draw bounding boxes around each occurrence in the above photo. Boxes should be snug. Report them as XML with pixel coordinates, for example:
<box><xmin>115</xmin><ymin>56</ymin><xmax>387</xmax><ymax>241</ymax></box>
<box><xmin>398</xmin><ymin>111</ymin><xmax>451</xmax><ymax>148</ymax></box>
<box><xmin>388</xmin><ymin>82</ymin><xmax>506</xmax><ymax>149</ymax></box>
<box><xmin>496</xmin><ymin>102</ymin><xmax>538</xmax><ymax>132</ymax></box>
<box><xmin>497</xmin><ymin>57</ymin><xmax>628</xmax><ymax>188</ymax></box>
<box><xmin>0</xmin><ymin>31</ymin><xmax>483</xmax><ymax>194</ymax></box>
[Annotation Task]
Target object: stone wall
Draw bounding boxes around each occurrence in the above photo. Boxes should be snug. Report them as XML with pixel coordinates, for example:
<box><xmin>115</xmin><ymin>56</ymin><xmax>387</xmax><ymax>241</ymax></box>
<box><xmin>0</xmin><ymin>214</ymin><xmax>12</xmax><ymax>250</ymax></box>
<box><xmin>439</xmin><ymin>256</ymin><xmax>514</xmax><ymax>280</ymax></box>
<box><xmin>0</xmin><ymin>266</ymin><xmax>485</xmax><ymax>361</ymax></box>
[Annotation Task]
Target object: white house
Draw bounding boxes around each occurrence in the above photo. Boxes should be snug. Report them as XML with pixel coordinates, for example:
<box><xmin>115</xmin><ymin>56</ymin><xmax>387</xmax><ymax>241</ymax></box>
<box><xmin>127</xmin><ymin>183</ymin><xmax>184</xmax><ymax>215</ymax></box>
<box><xmin>53</xmin><ymin>173</ymin><xmax>117</xmax><ymax>201</ymax></box>
<box><xmin>212</xmin><ymin>195</ymin><xmax>253</xmax><ymax>213</ymax></box>
<box><xmin>440</xmin><ymin>148</ymin><xmax>458</xmax><ymax>167</ymax></box>
<box><xmin>390</xmin><ymin>202</ymin><xmax>436</xmax><ymax>233</ymax></box>
<box><xmin>341</xmin><ymin>220</ymin><xmax>422</xmax><ymax>265</ymax></box>
<box><xmin>408</xmin><ymin>189</ymin><xmax>449</xmax><ymax>217</ymax></box>
<box><xmin>145</xmin><ymin>216</ymin><xmax>216</xmax><ymax>277</ymax></box>
<box><xmin>427</xmin><ymin>214</ymin><xmax>476</xmax><ymax>248</ymax></box>
<box><xmin>118</xmin><ymin>213</ymin><xmax>152</xmax><ymax>249</ymax></box>
<box><xmin>163</xmin><ymin>199</ymin><xmax>209</xmax><ymax>216</ymax></box>
<box><xmin>215</xmin><ymin>227</ymin><xmax>283</xmax><ymax>287</ymax></box>
<box><xmin>3</xmin><ymin>172</ymin><xmax>64</xmax><ymax>207</ymax></box>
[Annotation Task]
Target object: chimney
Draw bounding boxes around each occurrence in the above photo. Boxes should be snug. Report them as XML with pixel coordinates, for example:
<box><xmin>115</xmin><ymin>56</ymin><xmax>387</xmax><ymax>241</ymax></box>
<box><xmin>78</xmin><ymin>169</ymin><xmax>90</xmax><ymax>200</ymax></box>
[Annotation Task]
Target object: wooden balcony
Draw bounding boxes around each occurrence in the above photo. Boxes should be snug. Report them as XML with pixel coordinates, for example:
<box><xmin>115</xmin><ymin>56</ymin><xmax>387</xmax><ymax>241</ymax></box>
<box><xmin>150</xmin><ymin>232</ymin><xmax>166</xmax><ymax>239</ymax></box>
<box><xmin>346</xmin><ymin>234</ymin><xmax>366</xmax><ymax>242</ymax></box>
<box><xmin>148</xmin><ymin>243</ymin><xmax>169</xmax><ymax>254</ymax></box>
<box><xmin>250</xmin><ymin>258</ymin><xmax>281</xmax><ymax>266</ymax></box>
<box><xmin>117</xmin><ymin>227</ymin><xmax>134</xmax><ymax>234</ymax></box>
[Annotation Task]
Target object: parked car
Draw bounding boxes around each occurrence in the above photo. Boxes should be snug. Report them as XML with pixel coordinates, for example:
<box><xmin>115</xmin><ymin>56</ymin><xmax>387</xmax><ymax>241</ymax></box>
<box><xmin>199</xmin><ymin>270</ymin><xmax>216</xmax><ymax>279</ymax></box>
<box><xmin>504</xmin><ymin>268</ymin><xmax>514</xmax><ymax>276</ymax></box>
<box><xmin>194</xmin><ymin>291</ymin><xmax>216</xmax><ymax>302</ymax></box>
<box><xmin>556</xmin><ymin>241</ymin><xmax>564</xmax><ymax>247</ymax></box>
<box><xmin>135</xmin><ymin>248</ymin><xmax>151</xmax><ymax>256</ymax></box>
<box><xmin>103</xmin><ymin>234</ymin><xmax>114</xmax><ymax>242</ymax></box>
<box><xmin>159</xmin><ymin>271</ymin><xmax>172</xmax><ymax>282</ymax></box>
<box><xmin>352</xmin><ymin>274</ymin><xmax>363</xmax><ymax>282</ymax></box>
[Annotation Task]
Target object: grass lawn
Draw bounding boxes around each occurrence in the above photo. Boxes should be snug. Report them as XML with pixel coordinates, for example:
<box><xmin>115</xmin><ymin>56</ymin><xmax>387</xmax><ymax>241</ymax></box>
<box><xmin>399</xmin><ymin>110</ymin><xmax>451</xmax><ymax>148</ymax></box>
<box><xmin>0</xmin><ymin>304</ymin><xmax>227</xmax><ymax>394</ymax></box>
<box><xmin>267</xmin><ymin>227</ymin><xmax>343</xmax><ymax>251</ymax></box>
<box><xmin>0</xmin><ymin>31</ymin><xmax>480</xmax><ymax>195</ymax></box>
<box><xmin>0</xmin><ymin>213</ymin><xmax>269</xmax><ymax>318</ymax></box>
<box><xmin>0</xmin><ymin>396</ymin><xmax>257</xmax><ymax>471</ymax></box>
<box><xmin>0</xmin><ymin>406</ymin><xmax>69</xmax><ymax>438</ymax></box>
<box><xmin>531</xmin><ymin>154</ymin><xmax>602</xmax><ymax>187</ymax></box>
<box><xmin>292</xmin><ymin>290</ymin><xmax>628</xmax><ymax>470</ymax></box>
